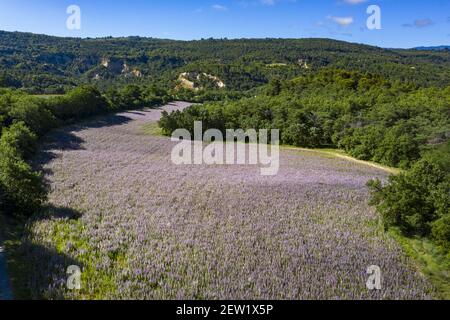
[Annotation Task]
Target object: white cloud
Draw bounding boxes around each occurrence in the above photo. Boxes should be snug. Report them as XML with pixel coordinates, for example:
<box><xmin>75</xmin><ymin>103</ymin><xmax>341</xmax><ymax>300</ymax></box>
<box><xmin>403</xmin><ymin>18</ymin><xmax>434</xmax><ymax>28</ymax></box>
<box><xmin>212</xmin><ymin>4</ymin><xmax>228</xmax><ymax>11</ymax></box>
<box><xmin>329</xmin><ymin>16</ymin><xmax>354</xmax><ymax>27</ymax></box>
<box><xmin>414</xmin><ymin>19</ymin><xmax>433</xmax><ymax>28</ymax></box>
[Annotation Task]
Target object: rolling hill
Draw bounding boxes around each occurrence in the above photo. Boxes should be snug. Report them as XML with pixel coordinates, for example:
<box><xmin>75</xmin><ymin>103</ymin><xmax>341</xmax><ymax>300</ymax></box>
<box><xmin>1</xmin><ymin>30</ymin><xmax>450</xmax><ymax>93</ymax></box>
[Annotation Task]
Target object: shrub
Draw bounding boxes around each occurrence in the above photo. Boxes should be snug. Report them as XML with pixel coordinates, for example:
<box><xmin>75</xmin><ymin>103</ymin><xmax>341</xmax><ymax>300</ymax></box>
<box><xmin>47</xmin><ymin>86</ymin><xmax>108</xmax><ymax>121</ymax></box>
<box><xmin>342</xmin><ymin>126</ymin><xmax>384</xmax><ymax>161</ymax></box>
<box><xmin>0</xmin><ymin>121</ymin><xmax>37</xmax><ymax>159</ymax></box>
<box><xmin>432</xmin><ymin>215</ymin><xmax>450</xmax><ymax>248</ymax></box>
<box><xmin>8</xmin><ymin>97</ymin><xmax>57</xmax><ymax>136</ymax></box>
<box><xmin>120</xmin><ymin>85</ymin><xmax>144</xmax><ymax>109</ymax></box>
<box><xmin>0</xmin><ymin>121</ymin><xmax>46</xmax><ymax>216</ymax></box>
<box><xmin>373</xmin><ymin>123</ymin><xmax>420</xmax><ymax>169</ymax></box>
<box><xmin>368</xmin><ymin>144</ymin><xmax>450</xmax><ymax>247</ymax></box>
<box><xmin>0</xmin><ymin>147</ymin><xmax>47</xmax><ymax>216</ymax></box>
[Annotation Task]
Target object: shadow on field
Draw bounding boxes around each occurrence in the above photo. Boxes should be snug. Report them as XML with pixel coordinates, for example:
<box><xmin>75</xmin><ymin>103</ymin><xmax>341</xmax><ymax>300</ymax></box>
<box><xmin>33</xmin><ymin>113</ymin><xmax>133</xmax><ymax>174</ymax></box>
<box><xmin>34</xmin><ymin>205</ymin><xmax>83</xmax><ymax>222</ymax></box>
<box><xmin>75</xmin><ymin>114</ymin><xmax>133</xmax><ymax>130</ymax></box>
<box><xmin>6</xmin><ymin>114</ymin><xmax>135</xmax><ymax>299</ymax></box>
<box><xmin>11</xmin><ymin>242</ymin><xmax>83</xmax><ymax>300</ymax></box>
<box><xmin>4</xmin><ymin>205</ymin><xmax>84</xmax><ymax>300</ymax></box>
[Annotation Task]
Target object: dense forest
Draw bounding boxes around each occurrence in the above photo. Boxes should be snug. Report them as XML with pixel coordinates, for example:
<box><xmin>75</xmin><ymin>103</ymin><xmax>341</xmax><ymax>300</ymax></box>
<box><xmin>0</xmin><ymin>31</ymin><xmax>449</xmax><ymax>282</ymax></box>
<box><xmin>1</xmin><ymin>30</ymin><xmax>450</xmax><ymax>94</ymax></box>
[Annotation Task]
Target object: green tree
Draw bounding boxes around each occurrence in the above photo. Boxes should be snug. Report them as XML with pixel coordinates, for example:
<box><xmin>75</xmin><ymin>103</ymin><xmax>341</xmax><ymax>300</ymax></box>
<box><xmin>0</xmin><ymin>138</ymin><xmax>46</xmax><ymax>216</ymax></box>
<box><xmin>9</xmin><ymin>97</ymin><xmax>57</xmax><ymax>136</ymax></box>
<box><xmin>0</xmin><ymin>121</ymin><xmax>37</xmax><ymax>159</ymax></box>
<box><xmin>48</xmin><ymin>86</ymin><xmax>108</xmax><ymax>121</ymax></box>
<box><xmin>368</xmin><ymin>146</ymin><xmax>449</xmax><ymax>246</ymax></box>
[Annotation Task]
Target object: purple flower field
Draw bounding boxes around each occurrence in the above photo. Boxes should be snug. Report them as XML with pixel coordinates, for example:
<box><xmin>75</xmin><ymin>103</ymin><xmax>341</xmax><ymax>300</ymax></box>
<box><xmin>24</xmin><ymin>102</ymin><xmax>433</xmax><ymax>300</ymax></box>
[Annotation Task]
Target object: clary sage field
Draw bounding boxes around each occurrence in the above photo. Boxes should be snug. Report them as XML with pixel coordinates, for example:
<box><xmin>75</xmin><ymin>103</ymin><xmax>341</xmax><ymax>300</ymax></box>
<box><xmin>16</xmin><ymin>103</ymin><xmax>433</xmax><ymax>299</ymax></box>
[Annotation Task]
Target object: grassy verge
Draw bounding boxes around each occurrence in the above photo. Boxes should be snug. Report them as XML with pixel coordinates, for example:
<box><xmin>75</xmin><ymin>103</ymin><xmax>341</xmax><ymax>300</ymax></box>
<box><xmin>282</xmin><ymin>146</ymin><xmax>401</xmax><ymax>175</ymax></box>
<box><xmin>1</xmin><ymin>211</ymin><xmax>120</xmax><ymax>300</ymax></box>
<box><xmin>389</xmin><ymin>228</ymin><xmax>450</xmax><ymax>299</ymax></box>
<box><xmin>47</xmin><ymin>217</ymin><xmax>119</xmax><ymax>300</ymax></box>
<box><xmin>141</xmin><ymin>122</ymin><xmax>164</xmax><ymax>137</ymax></box>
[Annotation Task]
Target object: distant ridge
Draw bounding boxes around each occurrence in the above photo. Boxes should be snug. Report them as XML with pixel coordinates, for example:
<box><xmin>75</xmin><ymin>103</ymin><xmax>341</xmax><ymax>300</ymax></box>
<box><xmin>1</xmin><ymin>30</ymin><xmax>450</xmax><ymax>92</ymax></box>
<box><xmin>414</xmin><ymin>45</ymin><xmax>450</xmax><ymax>51</ymax></box>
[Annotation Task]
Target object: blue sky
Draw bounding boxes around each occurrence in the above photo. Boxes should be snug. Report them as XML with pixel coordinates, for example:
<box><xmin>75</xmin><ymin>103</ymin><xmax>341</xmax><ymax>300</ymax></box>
<box><xmin>0</xmin><ymin>0</ymin><xmax>449</xmax><ymax>48</ymax></box>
